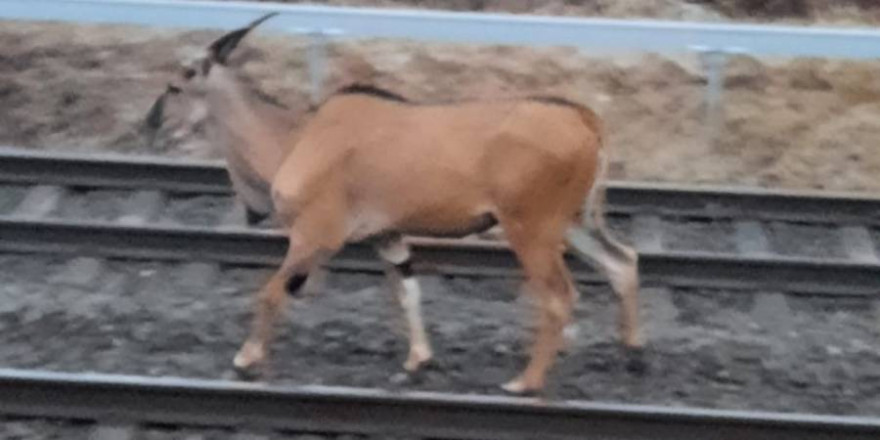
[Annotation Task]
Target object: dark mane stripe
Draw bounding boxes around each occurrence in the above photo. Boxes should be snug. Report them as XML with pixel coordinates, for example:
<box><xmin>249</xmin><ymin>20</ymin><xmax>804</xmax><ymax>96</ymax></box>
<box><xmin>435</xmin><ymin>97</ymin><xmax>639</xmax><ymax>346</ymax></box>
<box><xmin>331</xmin><ymin>84</ymin><xmax>583</xmax><ymax>110</ymax></box>
<box><xmin>528</xmin><ymin>96</ymin><xmax>583</xmax><ymax>109</ymax></box>
<box><xmin>334</xmin><ymin>83</ymin><xmax>410</xmax><ymax>103</ymax></box>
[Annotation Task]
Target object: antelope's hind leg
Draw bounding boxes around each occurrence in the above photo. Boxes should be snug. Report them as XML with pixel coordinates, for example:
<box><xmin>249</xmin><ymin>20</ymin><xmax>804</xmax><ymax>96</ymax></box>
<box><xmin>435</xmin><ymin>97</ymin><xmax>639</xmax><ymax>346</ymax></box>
<box><xmin>375</xmin><ymin>234</ymin><xmax>433</xmax><ymax>372</ymax></box>
<box><xmin>502</xmin><ymin>235</ymin><xmax>576</xmax><ymax>394</ymax></box>
<box><xmin>566</xmin><ymin>226</ymin><xmax>641</xmax><ymax>350</ymax></box>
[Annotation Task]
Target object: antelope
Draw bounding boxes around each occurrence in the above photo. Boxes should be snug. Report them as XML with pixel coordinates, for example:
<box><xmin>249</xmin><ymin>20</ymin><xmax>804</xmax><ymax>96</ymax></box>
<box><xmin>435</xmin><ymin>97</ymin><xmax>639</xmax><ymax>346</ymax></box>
<box><xmin>145</xmin><ymin>13</ymin><xmax>642</xmax><ymax>393</ymax></box>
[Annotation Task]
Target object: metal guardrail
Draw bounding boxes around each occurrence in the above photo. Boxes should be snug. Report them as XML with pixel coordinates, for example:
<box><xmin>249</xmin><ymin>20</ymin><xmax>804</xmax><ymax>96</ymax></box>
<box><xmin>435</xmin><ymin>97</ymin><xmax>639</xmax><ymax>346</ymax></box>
<box><xmin>3</xmin><ymin>368</ymin><xmax>880</xmax><ymax>440</ymax></box>
<box><xmin>4</xmin><ymin>0</ymin><xmax>880</xmax><ymax>59</ymax></box>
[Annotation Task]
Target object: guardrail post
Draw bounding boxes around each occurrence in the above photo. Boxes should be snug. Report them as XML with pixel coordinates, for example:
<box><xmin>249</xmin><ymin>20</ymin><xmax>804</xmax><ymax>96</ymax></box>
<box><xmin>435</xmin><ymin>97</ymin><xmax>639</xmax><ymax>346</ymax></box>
<box><xmin>694</xmin><ymin>47</ymin><xmax>728</xmax><ymax>148</ymax></box>
<box><xmin>297</xmin><ymin>28</ymin><xmax>343</xmax><ymax>106</ymax></box>
<box><xmin>692</xmin><ymin>46</ymin><xmax>747</xmax><ymax>149</ymax></box>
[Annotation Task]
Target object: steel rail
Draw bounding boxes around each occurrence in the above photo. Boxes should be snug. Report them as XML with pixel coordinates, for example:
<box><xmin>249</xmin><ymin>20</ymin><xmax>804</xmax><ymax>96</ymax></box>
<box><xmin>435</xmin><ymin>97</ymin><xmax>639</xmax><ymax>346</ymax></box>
<box><xmin>5</xmin><ymin>0</ymin><xmax>880</xmax><ymax>58</ymax></box>
<box><xmin>2</xmin><ymin>147</ymin><xmax>879</xmax><ymax>225</ymax></box>
<box><xmin>0</xmin><ymin>147</ymin><xmax>228</xmax><ymax>194</ymax></box>
<box><xmin>0</xmin><ymin>216</ymin><xmax>877</xmax><ymax>295</ymax></box>
<box><xmin>1</xmin><ymin>368</ymin><xmax>879</xmax><ymax>440</ymax></box>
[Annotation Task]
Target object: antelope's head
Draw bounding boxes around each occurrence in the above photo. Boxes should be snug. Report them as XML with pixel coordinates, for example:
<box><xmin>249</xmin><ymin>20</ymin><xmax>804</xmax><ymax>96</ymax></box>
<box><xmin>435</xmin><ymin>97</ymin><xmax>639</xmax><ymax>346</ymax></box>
<box><xmin>144</xmin><ymin>12</ymin><xmax>279</xmax><ymax>136</ymax></box>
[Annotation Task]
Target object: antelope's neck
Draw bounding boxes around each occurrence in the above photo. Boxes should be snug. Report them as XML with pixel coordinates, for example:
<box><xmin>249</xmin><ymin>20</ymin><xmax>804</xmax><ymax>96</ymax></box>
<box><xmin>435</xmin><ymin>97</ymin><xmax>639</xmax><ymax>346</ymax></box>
<box><xmin>208</xmin><ymin>85</ymin><xmax>293</xmax><ymax>184</ymax></box>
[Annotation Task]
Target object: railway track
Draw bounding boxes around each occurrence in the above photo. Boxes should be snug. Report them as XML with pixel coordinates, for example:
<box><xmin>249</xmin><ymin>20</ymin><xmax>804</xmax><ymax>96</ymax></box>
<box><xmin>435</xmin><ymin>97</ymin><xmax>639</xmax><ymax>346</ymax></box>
<box><xmin>0</xmin><ymin>147</ymin><xmax>878</xmax><ymax>295</ymax></box>
<box><xmin>1</xmin><ymin>368</ymin><xmax>879</xmax><ymax>440</ymax></box>
<box><xmin>1</xmin><ymin>147</ymin><xmax>879</xmax><ymax>437</ymax></box>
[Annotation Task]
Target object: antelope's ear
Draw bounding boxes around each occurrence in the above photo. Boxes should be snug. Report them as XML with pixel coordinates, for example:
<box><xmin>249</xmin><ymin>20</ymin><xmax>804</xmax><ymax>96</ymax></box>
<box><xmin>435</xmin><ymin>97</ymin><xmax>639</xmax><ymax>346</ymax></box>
<box><xmin>208</xmin><ymin>12</ymin><xmax>279</xmax><ymax>65</ymax></box>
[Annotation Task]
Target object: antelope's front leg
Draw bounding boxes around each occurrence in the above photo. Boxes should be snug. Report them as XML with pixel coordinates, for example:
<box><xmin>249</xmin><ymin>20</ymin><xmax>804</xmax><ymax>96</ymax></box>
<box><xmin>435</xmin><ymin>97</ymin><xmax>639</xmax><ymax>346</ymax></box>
<box><xmin>376</xmin><ymin>235</ymin><xmax>433</xmax><ymax>372</ymax></box>
<box><xmin>233</xmin><ymin>234</ymin><xmax>323</xmax><ymax>378</ymax></box>
<box><xmin>397</xmin><ymin>276</ymin><xmax>433</xmax><ymax>371</ymax></box>
<box><xmin>233</xmin><ymin>271</ymin><xmax>307</xmax><ymax>378</ymax></box>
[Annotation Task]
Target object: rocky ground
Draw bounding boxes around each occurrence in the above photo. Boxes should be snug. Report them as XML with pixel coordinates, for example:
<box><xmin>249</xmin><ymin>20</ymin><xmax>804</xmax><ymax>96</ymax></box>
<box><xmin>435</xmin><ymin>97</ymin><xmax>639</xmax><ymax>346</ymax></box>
<box><xmin>0</xmin><ymin>252</ymin><xmax>879</xmax><ymax>416</ymax></box>
<box><xmin>0</xmin><ymin>417</ymin><xmax>368</xmax><ymax>439</ymax></box>
<box><xmin>0</xmin><ymin>181</ymin><xmax>878</xmax><ymax>416</ymax></box>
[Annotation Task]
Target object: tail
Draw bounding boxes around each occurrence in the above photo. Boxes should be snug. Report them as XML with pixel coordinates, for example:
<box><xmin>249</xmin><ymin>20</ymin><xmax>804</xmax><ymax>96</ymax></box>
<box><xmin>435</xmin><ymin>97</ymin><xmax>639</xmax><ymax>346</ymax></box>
<box><xmin>574</xmin><ymin>104</ymin><xmax>604</xmax><ymax>149</ymax></box>
<box><xmin>579</xmin><ymin>149</ymin><xmax>610</xmax><ymax>230</ymax></box>
<box><xmin>569</xmin><ymin>141</ymin><xmax>635</xmax><ymax>266</ymax></box>
<box><xmin>572</xmin><ymin>103</ymin><xmax>609</xmax><ymax>230</ymax></box>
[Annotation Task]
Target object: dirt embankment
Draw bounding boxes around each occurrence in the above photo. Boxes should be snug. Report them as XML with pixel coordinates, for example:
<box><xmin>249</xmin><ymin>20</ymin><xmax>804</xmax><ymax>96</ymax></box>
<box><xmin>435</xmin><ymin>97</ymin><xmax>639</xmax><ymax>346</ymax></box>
<box><xmin>4</xmin><ymin>19</ymin><xmax>880</xmax><ymax>192</ymax></box>
<box><xmin>691</xmin><ymin>0</ymin><xmax>880</xmax><ymax>24</ymax></box>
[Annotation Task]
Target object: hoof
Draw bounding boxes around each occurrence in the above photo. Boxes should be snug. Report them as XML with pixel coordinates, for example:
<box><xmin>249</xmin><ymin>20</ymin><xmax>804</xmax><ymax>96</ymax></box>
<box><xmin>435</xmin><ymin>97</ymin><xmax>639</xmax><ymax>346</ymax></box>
<box><xmin>624</xmin><ymin>346</ymin><xmax>648</xmax><ymax>374</ymax></box>
<box><xmin>501</xmin><ymin>378</ymin><xmax>543</xmax><ymax>396</ymax></box>
<box><xmin>403</xmin><ymin>346</ymin><xmax>433</xmax><ymax>372</ymax></box>
<box><xmin>233</xmin><ymin>342</ymin><xmax>266</xmax><ymax>381</ymax></box>
<box><xmin>232</xmin><ymin>361</ymin><xmax>263</xmax><ymax>381</ymax></box>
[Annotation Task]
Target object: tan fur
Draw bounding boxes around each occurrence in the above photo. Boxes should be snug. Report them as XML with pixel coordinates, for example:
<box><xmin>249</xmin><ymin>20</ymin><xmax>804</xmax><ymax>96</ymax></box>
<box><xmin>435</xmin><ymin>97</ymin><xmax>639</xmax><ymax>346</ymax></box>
<box><xmin>274</xmin><ymin>97</ymin><xmax>595</xmax><ymax>238</ymax></box>
<box><xmin>147</xmin><ymin>15</ymin><xmax>641</xmax><ymax>394</ymax></box>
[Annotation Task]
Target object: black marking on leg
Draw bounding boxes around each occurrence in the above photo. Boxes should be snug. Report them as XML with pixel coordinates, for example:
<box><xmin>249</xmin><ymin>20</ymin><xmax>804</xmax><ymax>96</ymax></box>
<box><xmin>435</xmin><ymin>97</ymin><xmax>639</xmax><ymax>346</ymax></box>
<box><xmin>395</xmin><ymin>259</ymin><xmax>414</xmax><ymax>278</ymax></box>
<box><xmin>285</xmin><ymin>274</ymin><xmax>308</xmax><ymax>296</ymax></box>
<box><xmin>245</xmin><ymin>208</ymin><xmax>269</xmax><ymax>226</ymax></box>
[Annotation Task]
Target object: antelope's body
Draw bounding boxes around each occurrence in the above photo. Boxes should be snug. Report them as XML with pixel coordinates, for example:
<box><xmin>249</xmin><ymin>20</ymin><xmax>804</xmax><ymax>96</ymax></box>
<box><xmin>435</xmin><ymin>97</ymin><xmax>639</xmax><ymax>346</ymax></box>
<box><xmin>274</xmin><ymin>93</ymin><xmax>599</xmax><ymax>242</ymax></box>
<box><xmin>146</xmin><ymin>13</ymin><xmax>642</xmax><ymax>393</ymax></box>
